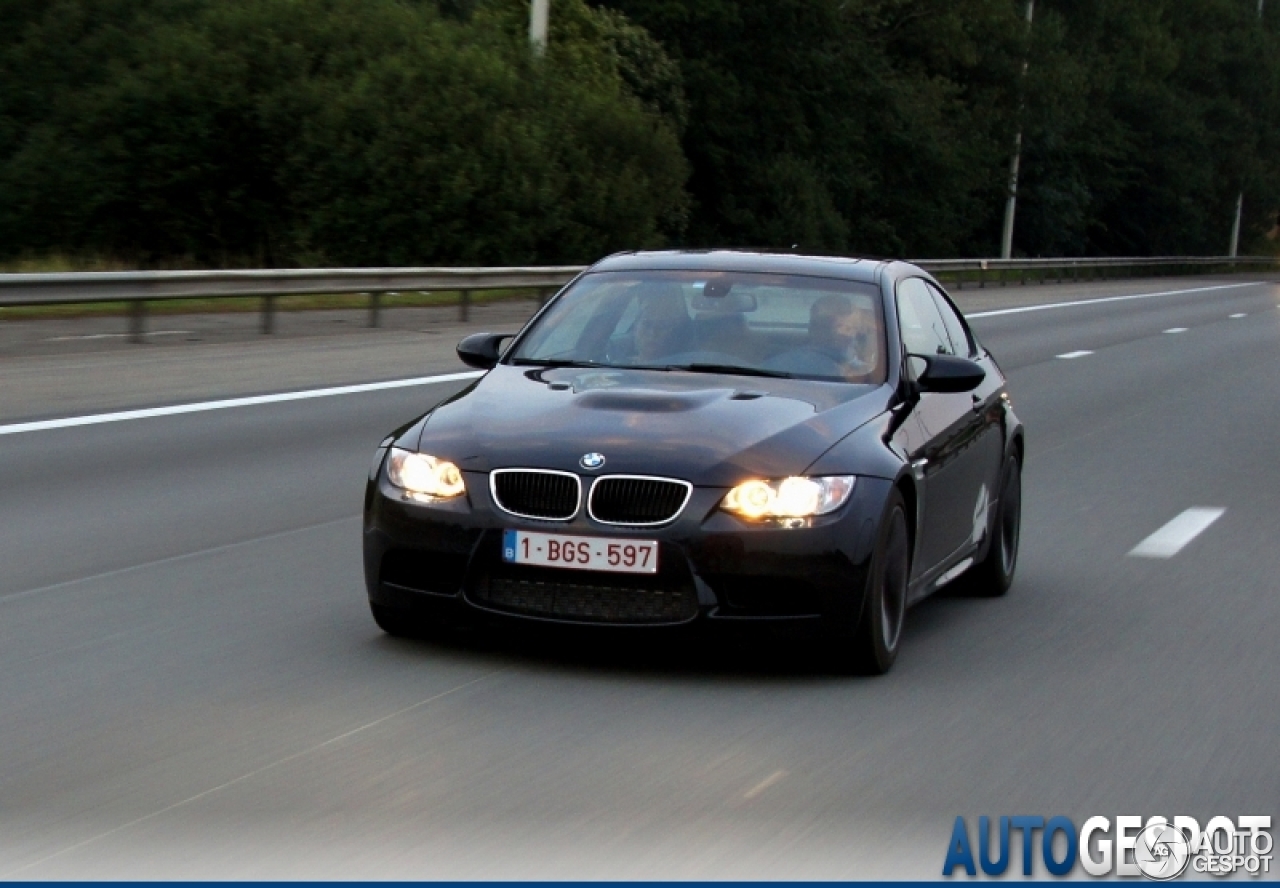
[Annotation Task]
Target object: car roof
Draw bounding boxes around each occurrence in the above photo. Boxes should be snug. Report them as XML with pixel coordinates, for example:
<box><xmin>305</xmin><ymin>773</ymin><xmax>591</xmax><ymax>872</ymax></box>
<box><xmin>588</xmin><ymin>249</ymin><xmax>899</xmax><ymax>285</ymax></box>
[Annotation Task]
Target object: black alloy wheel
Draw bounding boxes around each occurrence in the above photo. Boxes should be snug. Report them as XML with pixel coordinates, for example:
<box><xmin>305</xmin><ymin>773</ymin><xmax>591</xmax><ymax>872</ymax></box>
<box><xmin>827</xmin><ymin>489</ymin><xmax>911</xmax><ymax>675</ymax></box>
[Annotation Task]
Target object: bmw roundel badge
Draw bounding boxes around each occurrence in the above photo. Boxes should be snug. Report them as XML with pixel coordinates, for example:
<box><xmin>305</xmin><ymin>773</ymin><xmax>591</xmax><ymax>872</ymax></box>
<box><xmin>580</xmin><ymin>452</ymin><xmax>606</xmax><ymax>470</ymax></box>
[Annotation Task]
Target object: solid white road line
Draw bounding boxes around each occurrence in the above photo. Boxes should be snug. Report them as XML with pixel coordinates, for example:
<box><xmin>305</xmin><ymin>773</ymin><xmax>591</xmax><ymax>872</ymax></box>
<box><xmin>1164</xmin><ymin>327</ymin><xmax>1188</xmax><ymax>334</ymax></box>
<box><xmin>0</xmin><ymin>370</ymin><xmax>483</xmax><ymax>437</ymax></box>
<box><xmin>1129</xmin><ymin>508</ymin><xmax>1226</xmax><ymax>559</ymax></box>
<box><xmin>1056</xmin><ymin>350</ymin><xmax>1094</xmax><ymax>360</ymax></box>
<box><xmin>967</xmin><ymin>282</ymin><xmax>1259</xmax><ymax>319</ymax></box>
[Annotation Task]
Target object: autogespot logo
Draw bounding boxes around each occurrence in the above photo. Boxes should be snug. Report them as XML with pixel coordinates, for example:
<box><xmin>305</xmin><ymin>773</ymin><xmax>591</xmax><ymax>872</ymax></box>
<box><xmin>942</xmin><ymin>815</ymin><xmax>1272</xmax><ymax>879</ymax></box>
<box><xmin>1134</xmin><ymin>821</ymin><xmax>1191</xmax><ymax>881</ymax></box>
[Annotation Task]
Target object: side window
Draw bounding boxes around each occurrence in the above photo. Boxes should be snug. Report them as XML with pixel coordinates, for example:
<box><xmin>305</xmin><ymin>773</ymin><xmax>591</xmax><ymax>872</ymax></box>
<box><xmin>897</xmin><ymin>278</ymin><xmax>954</xmax><ymax>357</ymax></box>
<box><xmin>926</xmin><ymin>282</ymin><xmax>975</xmax><ymax>358</ymax></box>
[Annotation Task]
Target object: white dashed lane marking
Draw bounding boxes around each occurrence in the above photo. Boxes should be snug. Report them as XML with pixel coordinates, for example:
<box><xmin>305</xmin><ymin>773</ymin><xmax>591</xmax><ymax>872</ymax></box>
<box><xmin>1056</xmin><ymin>350</ymin><xmax>1093</xmax><ymax>360</ymax></box>
<box><xmin>1164</xmin><ymin>327</ymin><xmax>1188</xmax><ymax>334</ymax></box>
<box><xmin>44</xmin><ymin>330</ymin><xmax>192</xmax><ymax>342</ymax></box>
<box><xmin>1129</xmin><ymin>508</ymin><xmax>1227</xmax><ymax>559</ymax></box>
<box><xmin>1229</xmin><ymin>313</ymin><xmax>1247</xmax><ymax>319</ymax></box>
<box><xmin>743</xmin><ymin>770</ymin><xmax>789</xmax><ymax>800</ymax></box>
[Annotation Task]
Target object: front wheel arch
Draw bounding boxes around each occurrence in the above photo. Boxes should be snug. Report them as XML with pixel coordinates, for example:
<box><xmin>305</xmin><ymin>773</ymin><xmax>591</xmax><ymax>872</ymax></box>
<box><xmin>894</xmin><ymin>474</ymin><xmax>919</xmax><ymax>557</ymax></box>
<box><xmin>824</xmin><ymin>487</ymin><xmax>912</xmax><ymax>675</ymax></box>
<box><xmin>961</xmin><ymin>451</ymin><xmax>1022</xmax><ymax>597</ymax></box>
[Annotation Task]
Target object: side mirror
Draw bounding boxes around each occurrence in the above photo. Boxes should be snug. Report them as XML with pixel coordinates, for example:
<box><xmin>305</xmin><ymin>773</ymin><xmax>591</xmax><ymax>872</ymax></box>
<box><xmin>911</xmin><ymin>354</ymin><xmax>985</xmax><ymax>394</ymax></box>
<box><xmin>456</xmin><ymin>332</ymin><xmax>513</xmax><ymax>370</ymax></box>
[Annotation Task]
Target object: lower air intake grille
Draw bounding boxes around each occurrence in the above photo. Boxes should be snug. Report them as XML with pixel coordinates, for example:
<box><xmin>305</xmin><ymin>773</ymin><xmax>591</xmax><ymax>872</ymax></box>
<box><xmin>476</xmin><ymin>577</ymin><xmax>698</xmax><ymax>624</ymax></box>
<box><xmin>491</xmin><ymin>470</ymin><xmax>580</xmax><ymax>520</ymax></box>
<box><xmin>380</xmin><ymin>549</ymin><xmax>467</xmax><ymax>597</ymax></box>
<box><xmin>589</xmin><ymin>476</ymin><xmax>691</xmax><ymax>525</ymax></box>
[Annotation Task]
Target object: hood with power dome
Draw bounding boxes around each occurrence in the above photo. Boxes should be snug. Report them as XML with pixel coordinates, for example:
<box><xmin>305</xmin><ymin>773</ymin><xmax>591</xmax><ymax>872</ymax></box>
<box><xmin>408</xmin><ymin>364</ymin><xmax>890</xmax><ymax>487</ymax></box>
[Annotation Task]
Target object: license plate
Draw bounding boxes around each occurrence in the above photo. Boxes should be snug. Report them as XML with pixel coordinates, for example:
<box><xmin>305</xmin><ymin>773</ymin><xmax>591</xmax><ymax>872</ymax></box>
<box><xmin>502</xmin><ymin>529</ymin><xmax>659</xmax><ymax>574</ymax></box>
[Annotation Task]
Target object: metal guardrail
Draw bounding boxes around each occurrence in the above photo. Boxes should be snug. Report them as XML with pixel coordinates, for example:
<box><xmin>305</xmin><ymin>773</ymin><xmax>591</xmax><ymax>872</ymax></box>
<box><xmin>0</xmin><ymin>256</ymin><xmax>1274</xmax><ymax>342</ymax></box>
<box><xmin>0</xmin><ymin>266</ymin><xmax>583</xmax><ymax>339</ymax></box>
<box><xmin>914</xmin><ymin>255</ymin><xmax>1280</xmax><ymax>290</ymax></box>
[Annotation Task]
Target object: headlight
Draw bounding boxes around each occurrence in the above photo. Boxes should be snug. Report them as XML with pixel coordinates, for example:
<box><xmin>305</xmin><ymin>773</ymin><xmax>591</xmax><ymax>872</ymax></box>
<box><xmin>386</xmin><ymin>448</ymin><xmax>466</xmax><ymax>499</ymax></box>
<box><xmin>721</xmin><ymin>476</ymin><xmax>855</xmax><ymax>520</ymax></box>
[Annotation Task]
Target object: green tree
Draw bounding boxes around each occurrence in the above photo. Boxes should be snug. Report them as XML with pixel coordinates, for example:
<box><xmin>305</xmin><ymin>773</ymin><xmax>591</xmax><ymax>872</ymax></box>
<box><xmin>1016</xmin><ymin>0</ymin><xmax>1280</xmax><ymax>256</ymax></box>
<box><xmin>0</xmin><ymin>0</ymin><xmax>688</xmax><ymax>266</ymax></box>
<box><xmin>590</xmin><ymin>0</ymin><xmax>1027</xmax><ymax>256</ymax></box>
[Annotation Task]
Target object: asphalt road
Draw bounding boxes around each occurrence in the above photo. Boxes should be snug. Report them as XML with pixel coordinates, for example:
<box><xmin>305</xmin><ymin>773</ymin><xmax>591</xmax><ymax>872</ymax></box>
<box><xmin>1</xmin><ymin>277</ymin><xmax>1277</xmax><ymax>878</ymax></box>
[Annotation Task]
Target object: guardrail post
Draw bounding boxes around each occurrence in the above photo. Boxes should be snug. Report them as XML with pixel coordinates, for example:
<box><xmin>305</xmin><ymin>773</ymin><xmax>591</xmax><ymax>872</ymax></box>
<box><xmin>979</xmin><ymin>261</ymin><xmax>987</xmax><ymax>288</ymax></box>
<box><xmin>261</xmin><ymin>295</ymin><xmax>276</xmax><ymax>334</ymax></box>
<box><xmin>129</xmin><ymin>300</ymin><xmax>146</xmax><ymax>343</ymax></box>
<box><xmin>367</xmin><ymin>292</ymin><xmax>381</xmax><ymax>328</ymax></box>
<box><xmin>459</xmin><ymin>290</ymin><xmax>470</xmax><ymax>322</ymax></box>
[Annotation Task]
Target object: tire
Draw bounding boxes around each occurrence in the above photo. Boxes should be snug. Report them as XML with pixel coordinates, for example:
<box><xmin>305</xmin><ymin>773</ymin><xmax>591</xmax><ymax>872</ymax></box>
<box><xmin>964</xmin><ymin>453</ymin><xmax>1021</xmax><ymax>597</ymax></box>
<box><xmin>824</xmin><ymin>489</ymin><xmax>911</xmax><ymax>675</ymax></box>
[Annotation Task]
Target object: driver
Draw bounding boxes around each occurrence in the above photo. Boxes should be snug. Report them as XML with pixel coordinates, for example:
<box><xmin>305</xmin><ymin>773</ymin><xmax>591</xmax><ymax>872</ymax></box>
<box><xmin>809</xmin><ymin>293</ymin><xmax>881</xmax><ymax>380</ymax></box>
<box><xmin>632</xmin><ymin>290</ymin><xmax>690</xmax><ymax>361</ymax></box>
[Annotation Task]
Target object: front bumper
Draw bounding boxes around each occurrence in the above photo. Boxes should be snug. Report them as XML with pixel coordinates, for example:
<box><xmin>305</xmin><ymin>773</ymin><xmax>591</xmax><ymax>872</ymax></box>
<box><xmin>363</xmin><ymin>468</ymin><xmax>893</xmax><ymax>629</ymax></box>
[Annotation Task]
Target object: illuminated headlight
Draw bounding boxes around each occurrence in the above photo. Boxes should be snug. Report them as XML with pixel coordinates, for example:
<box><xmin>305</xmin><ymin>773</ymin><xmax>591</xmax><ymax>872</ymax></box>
<box><xmin>386</xmin><ymin>448</ymin><xmax>466</xmax><ymax>499</ymax></box>
<box><xmin>721</xmin><ymin>476</ymin><xmax>855</xmax><ymax>520</ymax></box>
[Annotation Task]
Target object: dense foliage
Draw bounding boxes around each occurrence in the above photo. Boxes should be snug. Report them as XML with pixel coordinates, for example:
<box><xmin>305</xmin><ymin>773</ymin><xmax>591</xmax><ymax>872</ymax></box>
<box><xmin>0</xmin><ymin>0</ymin><xmax>688</xmax><ymax>266</ymax></box>
<box><xmin>598</xmin><ymin>0</ymin><xmax>1280</xmax><ymax>258</ymax></box>
<box><xmin>0</xmin><ymin>0</ymin><xmax>1276</xmax><ymax>266</ymax></box>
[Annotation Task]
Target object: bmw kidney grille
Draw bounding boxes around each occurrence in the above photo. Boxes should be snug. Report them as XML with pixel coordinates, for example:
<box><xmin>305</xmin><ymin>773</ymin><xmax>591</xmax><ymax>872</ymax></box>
<box><xmin>490</xmin><ymin>469</ymin><xmax>581</xmax><ymax>520</ymax></box>
<box><xmin>588</xmin><ymin>476</ymin><xmax>692</xmax><ymax>526</ymax></box>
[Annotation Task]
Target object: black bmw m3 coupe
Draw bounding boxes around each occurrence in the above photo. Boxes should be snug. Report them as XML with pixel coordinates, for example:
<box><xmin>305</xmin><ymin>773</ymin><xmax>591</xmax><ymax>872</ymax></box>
<box><xmin>363</xmin><ymin>250</ymin><xmax>1024</xmax><ymax>673</ymax></box>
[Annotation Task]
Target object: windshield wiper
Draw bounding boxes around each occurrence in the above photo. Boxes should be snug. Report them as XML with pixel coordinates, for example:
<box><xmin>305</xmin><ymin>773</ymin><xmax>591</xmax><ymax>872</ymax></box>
<box><xmin>508</xmin><ymin>358</ymin><xmax>611</xmax><ymax>369</ymax></box>
<box><xmin>509</xmin><ymin>358</ymin><xmax>680</xmax><ymax>372</ymax></box>
<box><xmin>665</xmin><ymin>363</ymin><xmax>794</xmax><ymax>379</ymax></box>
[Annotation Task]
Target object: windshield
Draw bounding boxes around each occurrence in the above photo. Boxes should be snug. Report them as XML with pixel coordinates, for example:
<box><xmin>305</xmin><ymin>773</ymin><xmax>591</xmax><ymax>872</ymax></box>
<box><xmin>508</xmin><ymin>270</ymin><xmax>887</xmax><ymax>384</ymax></box>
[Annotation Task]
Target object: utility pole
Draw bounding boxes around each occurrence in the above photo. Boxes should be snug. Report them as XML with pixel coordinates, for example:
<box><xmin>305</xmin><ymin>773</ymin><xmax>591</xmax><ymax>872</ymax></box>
<box><xmin>530</xmin><ymin>0</ymin><xmax>549</xmax><ymax>54</ymax></box>
<box><xmin>1230</xmin><ymin>0</ymin><xmax>1264</xmax><ymax>257</ymax></box>
<box><xmin>1000</xmin><ymin>0</ymin><xmax>1035</xmax><ymax>260</ymax></box>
